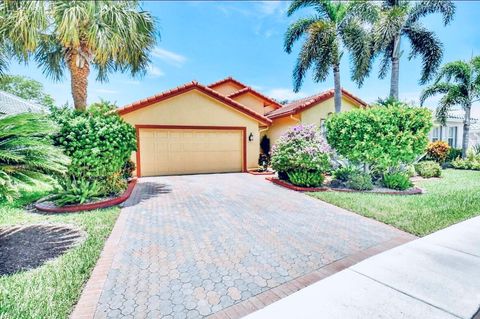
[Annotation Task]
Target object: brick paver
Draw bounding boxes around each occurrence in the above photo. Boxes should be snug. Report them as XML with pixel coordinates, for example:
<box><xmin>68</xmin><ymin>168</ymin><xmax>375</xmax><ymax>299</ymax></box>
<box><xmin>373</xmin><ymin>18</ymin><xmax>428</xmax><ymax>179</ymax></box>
<box><xmin>72</xmin><ymin>173</ymin><xmax>414</xmax><ymax>319</ymax></box>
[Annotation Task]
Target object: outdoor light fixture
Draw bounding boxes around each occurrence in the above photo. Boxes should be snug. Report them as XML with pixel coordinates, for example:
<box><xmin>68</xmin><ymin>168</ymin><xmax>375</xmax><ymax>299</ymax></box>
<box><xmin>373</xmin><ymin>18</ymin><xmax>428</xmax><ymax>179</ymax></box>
<box><xmin>248</xmin><ymin>133</ymin><xmax>254</xmax><ymax>141</ymax></box>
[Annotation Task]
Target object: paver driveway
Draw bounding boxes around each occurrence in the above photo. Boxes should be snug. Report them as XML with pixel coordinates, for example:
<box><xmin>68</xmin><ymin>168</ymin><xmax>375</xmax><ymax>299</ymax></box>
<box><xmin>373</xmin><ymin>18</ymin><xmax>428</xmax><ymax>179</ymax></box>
<box><xmin>73</xmin><ymin>173</ymin><xmax>414</xmax><ymax>319</ymax></box>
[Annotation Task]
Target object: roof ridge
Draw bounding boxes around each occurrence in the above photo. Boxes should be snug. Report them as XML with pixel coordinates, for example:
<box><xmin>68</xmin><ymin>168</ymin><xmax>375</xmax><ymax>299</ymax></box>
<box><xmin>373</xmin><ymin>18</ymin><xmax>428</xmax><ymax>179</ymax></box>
<box><xmin>0</xmin><ymin>90</ymin><xmax>43</xmax><ymax>110</ymax></box>
<box><xmin>227</xmin><ymin>86</ymin><xmax>283</xmax><ymax>109</ymax></box>
<box><xmin>207</xmin><ymin>76</ymin><xmax>248</xmax><ymax>89</ymax></box>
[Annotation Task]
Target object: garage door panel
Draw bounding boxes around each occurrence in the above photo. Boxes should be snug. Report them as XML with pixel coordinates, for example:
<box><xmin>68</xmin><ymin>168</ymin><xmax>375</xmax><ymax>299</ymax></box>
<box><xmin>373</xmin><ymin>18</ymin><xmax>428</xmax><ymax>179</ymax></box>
<box><xmin>139</xmin><ymin>128</ymin><xmax>244</xmax><ymax>176</ymax></box>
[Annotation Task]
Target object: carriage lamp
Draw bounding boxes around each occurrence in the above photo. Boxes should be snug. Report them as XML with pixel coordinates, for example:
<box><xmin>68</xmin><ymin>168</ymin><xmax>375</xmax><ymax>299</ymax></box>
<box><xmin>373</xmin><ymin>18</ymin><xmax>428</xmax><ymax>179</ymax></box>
<box><xmin>248</xmin><ymin>133</ymin><xmax>254</xmax><ymax>141</ymax></box>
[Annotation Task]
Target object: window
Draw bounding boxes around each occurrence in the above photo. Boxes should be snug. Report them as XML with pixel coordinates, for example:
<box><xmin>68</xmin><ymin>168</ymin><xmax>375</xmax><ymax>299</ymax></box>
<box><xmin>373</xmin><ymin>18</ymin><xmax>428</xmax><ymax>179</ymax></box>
<box><xmin>432</xmin><ymin>127</ymin><xmax>440</xmax><ymax>142</ymax></box>
<box><xmin>448</xmin><ymin>126</ymin><xmax>457</xmax><ymax>147</ymax></box>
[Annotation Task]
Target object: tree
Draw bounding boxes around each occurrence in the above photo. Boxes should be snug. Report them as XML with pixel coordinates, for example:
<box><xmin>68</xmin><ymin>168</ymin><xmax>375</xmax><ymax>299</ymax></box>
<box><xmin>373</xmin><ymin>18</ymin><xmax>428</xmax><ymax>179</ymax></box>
<box><xmin>368</xmin><ymin>0</ymin><xmax>455</xmax><ymax>99</ymax></box>
<box><xmin>420</xmin><ymin>57</ymin><xmax>480</xmax><ymax>158</ymax></box>
<box><xmin>0</xmin><ymin>1</ymin><xmax>159</xmax><ymax>111</ymax></box>
<box><xmin>0</xmin><ymin>113</ymin><xmax>69</xmax><ymax>201</ymax></box>
<box><xmin>0</xmin><ymin>75</ymin><xmax>55</xmax><ymax>108</ymax></box>
<box><xmin>284</xmin><ymin>0</ymin><xmax>374</xmax><ymax>113</ymax></box>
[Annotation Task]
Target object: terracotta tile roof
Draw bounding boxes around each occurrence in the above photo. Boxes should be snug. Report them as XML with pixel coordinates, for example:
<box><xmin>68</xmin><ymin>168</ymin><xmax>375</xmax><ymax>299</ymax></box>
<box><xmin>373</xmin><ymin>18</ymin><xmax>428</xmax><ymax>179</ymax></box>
<box><xmin>228</xmin><ymin>87</ymin><xmax>282</xmax><ymax>109</ymax></box>
<box><xmin>117</xmin><ymin>81</ymin><xmax>272</xmax><ymax>125</ymax></box>
<box><xmin>266</xmin><ymin>88</ymin><xmax>368</xmax><ymax>120</ymax></box>
<box><xmin>207</xmin><ymin>76</ymin><xmax>248</xmax><ymax>90</ymax></box>
<box><xmin>0</xmin><ymin>90</ymin><xmax>45</xmax><ymax>117</ymax></box>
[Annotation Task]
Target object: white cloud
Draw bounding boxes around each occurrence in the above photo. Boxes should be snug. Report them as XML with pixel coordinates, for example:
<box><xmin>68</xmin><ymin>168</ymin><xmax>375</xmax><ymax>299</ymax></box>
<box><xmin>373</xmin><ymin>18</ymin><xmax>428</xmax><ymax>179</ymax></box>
<box><xmin>95</xmin><ymin>88</ymin><xmax>118</xmax><ymax>94</ymax></box>
<box><xmin>256</xmin><ymin>1</ymin><xmax>287</xmax><ymax>16</ymax></box>
<box><xmin>147</xmin><ymin>65</ymin><xmax>165</xmax><ymax>77</ymax></box>
<box><xmin>152</xmin><ymin>47</ymin><xmax>187</xmax><ymax>67</ymax></box>
<box><xmin>265</xmin><ymin>88</ymin><xmax>308</xmax><ymax>101</ymax></box>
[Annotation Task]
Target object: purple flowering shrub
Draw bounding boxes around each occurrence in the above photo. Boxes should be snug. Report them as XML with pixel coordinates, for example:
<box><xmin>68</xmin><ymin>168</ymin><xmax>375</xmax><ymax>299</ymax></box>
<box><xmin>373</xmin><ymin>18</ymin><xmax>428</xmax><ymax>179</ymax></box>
<box><xmin>271</xmin><ymin>124</ymin><xmax>331</xmax><ymax>181</ymax></box>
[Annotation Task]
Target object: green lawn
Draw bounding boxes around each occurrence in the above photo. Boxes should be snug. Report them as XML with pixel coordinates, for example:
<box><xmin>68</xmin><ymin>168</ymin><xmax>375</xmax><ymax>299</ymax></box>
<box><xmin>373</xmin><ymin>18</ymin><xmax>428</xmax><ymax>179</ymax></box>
<box><xmin>0</xmin><ymin>189</ymin><xmax>120</xmax><ymax>319</ymax></box>
<box><xmin>309</xmin><ymin>169</ymin><xmax>480</xmax><ymax>236</ymax></box>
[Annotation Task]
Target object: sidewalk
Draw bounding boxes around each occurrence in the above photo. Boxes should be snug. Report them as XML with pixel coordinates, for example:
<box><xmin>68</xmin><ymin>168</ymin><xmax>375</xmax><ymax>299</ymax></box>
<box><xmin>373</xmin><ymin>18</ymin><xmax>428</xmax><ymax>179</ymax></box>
<box><xmin>245</xmin><ymin>216</ymin><xmax>480</xmax><ymax>319</ymax></box>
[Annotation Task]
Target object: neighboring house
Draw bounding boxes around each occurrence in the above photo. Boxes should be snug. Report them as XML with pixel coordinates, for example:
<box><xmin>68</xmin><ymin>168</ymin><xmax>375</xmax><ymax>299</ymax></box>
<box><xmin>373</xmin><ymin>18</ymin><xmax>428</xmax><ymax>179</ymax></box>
<box><xmin>0</xmin><ymin>90</ymin><xmax>45</xmax><ymax>117</ymax></box>
<box><xmin>429</xmin><ymin>113</ymin><xmax>480</xmax><ymax>149</ymax></box>
<box><xmin>118</xmin><ymin>77</ymin><xmax>366</xmax><ymax>177</ymax></box>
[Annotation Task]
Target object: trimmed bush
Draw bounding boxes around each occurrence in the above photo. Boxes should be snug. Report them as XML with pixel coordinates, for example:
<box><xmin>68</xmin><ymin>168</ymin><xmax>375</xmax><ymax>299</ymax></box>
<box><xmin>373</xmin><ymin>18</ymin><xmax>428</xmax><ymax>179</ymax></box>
<box><xmin>287</xmin><ymin>170</ymin><xmax>325</xmax><ymax>187</ymax></box>
<box><xmin>346</xmin><ymin>172</ymin><xmax>374</xmax><ymax>191</ymax></box>
<box><xmin>415</xmin><ymin>161</ymin><xmax>442</xmax><ymax>178</ymax></box>
<box><xmin>426</xmin><ymin>141</ymin><xmax>450</xmax><ymax>163</ymax></box>
<box><xmin>271</xmin><ymin>124</ymin><xmax>331</xmax><ymax>179</ymax></box>
<box><xmin>382</xmin><ymin>172</ymin><xmax>413</xmax><ymax>190</ymax></box>
<box><xmin>325</xmin><ymin>105</ymin><xmax>432</xmax><ymax>170</ymax></box>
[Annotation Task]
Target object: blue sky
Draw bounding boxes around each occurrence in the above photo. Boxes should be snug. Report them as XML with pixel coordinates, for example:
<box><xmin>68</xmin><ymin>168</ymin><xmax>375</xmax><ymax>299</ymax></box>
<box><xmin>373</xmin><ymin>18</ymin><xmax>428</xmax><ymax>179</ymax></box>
<box><xmin>7</xmin><ymin>1</ymin><xmax>480</xmax><ymax>116</ymax></box>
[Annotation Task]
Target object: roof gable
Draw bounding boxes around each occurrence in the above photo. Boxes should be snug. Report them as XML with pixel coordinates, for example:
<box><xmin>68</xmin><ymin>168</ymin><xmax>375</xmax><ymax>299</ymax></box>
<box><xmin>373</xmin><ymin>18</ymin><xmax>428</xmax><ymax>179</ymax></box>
<box><xmin>228</xmin><ymin>87</ymin><xmax>282</xmax><ymax>109</ymax></box>
<box><xmin>266</xmin><ymin>88</ymin><xmax>367</xmax><ymax>119</ymax></box>
<box><xmin>117</xmin><ymin>81</ymin><xmax>271</xmax><ymax>125</ymax></box>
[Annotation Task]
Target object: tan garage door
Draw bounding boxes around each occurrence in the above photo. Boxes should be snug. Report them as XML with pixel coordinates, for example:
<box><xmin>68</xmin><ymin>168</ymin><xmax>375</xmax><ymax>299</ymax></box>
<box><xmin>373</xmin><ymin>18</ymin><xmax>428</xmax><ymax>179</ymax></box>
<box><xmin>138</xmin><ymin>127</ymin><xmax>245</xmax><ymax>176</ymax></box>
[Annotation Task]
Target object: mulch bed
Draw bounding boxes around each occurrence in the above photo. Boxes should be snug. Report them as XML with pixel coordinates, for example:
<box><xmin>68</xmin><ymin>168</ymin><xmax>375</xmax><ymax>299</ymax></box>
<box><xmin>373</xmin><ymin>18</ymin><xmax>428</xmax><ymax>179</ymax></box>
<box><xmin>0</xmin><ymin>224</ymin><xmax>85</xmax><ymax>276</ymax></box>
<box><xmin>247</xmin><ymin>170</ymin><xmax>276</xmax><ymax>176</ymax></box>
<box><xmin>266</xmin><ymin>177</ymin><xmax>424</xmax><ymax>195</ymax></box>
<box><xmin>34</xmin><ymin>178</ymin><xmax>137</xmax><ymax>213</ymax></box>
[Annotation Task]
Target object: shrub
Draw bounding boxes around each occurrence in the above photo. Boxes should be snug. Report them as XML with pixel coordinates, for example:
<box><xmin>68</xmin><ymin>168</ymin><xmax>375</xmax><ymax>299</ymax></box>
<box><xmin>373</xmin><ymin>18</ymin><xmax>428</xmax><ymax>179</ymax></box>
<box><xmin>121</xmin><ymin>159</ymin><xmax>136</xmax><ymax>179</ymax></box>
<box><xmin>446</xmin><ymin>148</ymin><xmax>462</xmax><ymax>162</ymax></box>
<box><xmin>426</xmin><ymin>141</ymin><xmax>450</xmax><ymax>163</ymax></box>
<box><xmin>260</xmin><ymin>135</ymin><xmax>271</xmax><ymax>155</ymax></box>
<box><xmin>415</xmin><ymin>161</ymin><xmax>442</xmax><ymax>178</ymax></box>
<box><xmin>451</xmin><ymin>150</ymin><xmax>480</xmax><ymax>170</ymax></box>
<box><xmin>382</xmin><ymin>172</ymin><xmax>413</xmax><ymax>190</ymax></box>
<box><xmin>333</xmin><ymin>166</ymin><xmax>360</xmax><ymax>182</ymax></box>
<box><xmin>287</xmin><ymin>170</ymin><xmax>325</xmax><ymax>187</ymax></box>
<box><xmin>346</xmin><ymin>172</ymin><xmax>374</xmax><ymax>191</ymax></box>
<box><xmin>50</xmin><ymin>178</ymin><xmax>103</xmax><ymax>206</ymax></box>
<box><xmin>405</xmin><ymin>164</ymin><xmax>416</xmax><ymax>177</ymax></box>
<box><xmin>0</xmin><ymin>113</ymin><xmax>69</xmax><ymax>201</ymax></box>
<box><xmin>271</xmin><ymin>124</ymin><xmax>331</xmax><ymax>179</ymax></box>
<box><xmin>325</xmin><ymin>105</ymin><xmax>432</xmax><ymax>171</ymax></box>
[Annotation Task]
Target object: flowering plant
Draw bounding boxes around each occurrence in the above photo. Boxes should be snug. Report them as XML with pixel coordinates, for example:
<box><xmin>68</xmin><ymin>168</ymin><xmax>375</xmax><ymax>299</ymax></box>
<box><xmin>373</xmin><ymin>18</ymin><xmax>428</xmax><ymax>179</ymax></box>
<box><xmin>271</xmin><ymin>124</ymin><xmax>331</xmax><ymax>177</ymax></box>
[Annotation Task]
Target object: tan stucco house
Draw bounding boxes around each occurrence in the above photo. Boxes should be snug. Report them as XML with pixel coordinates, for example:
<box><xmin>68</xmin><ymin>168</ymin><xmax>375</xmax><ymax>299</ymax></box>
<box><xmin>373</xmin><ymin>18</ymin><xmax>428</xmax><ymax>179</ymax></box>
<box><xmin>118</xmin><ymin>77</ymin><xmax>366</xmax><ymax>177</ymax></box>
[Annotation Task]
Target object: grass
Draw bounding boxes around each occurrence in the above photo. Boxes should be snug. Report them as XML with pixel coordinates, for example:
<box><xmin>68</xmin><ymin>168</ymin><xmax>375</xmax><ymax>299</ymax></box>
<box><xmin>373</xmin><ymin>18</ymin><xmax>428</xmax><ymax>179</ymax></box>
<box><xmin>309</xmin><ymin>169</ymin><xmax>480</xmax><ymax>237</ymax></box>
<box><xmin>0</xmin><ymin>188</ymin><xmax>120</xmax><ymax>319</ymax></box>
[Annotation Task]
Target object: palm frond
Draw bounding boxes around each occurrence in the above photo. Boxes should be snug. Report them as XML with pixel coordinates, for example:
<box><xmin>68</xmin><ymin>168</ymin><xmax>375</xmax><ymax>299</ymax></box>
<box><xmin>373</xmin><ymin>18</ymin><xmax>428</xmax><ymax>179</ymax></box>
<box><xmin>407</xmin><ymin>0</ymin><xmax>455</xmax><ymax>26</ymax></box>
<box><xmin>404</xmin><ymin>23</ymin><xmax>443</xmax><ymax>84</ymax></box>
<box><xmin>434</xmin><ymin>61</ymin><xmax>471</xmax><ymax>87</ymax></box>
<box><xmin>436</xmin><ymin>88</ymin><xmax>465</xmax><ymax>125</ymax></box>
<box><xmin>284</xmin><ymin>17</ymin><xmax>317</xmax><ymax>53</ymax></box>
<box><xmin>372</xmin><ymin>6</ymin><xmax>407</xmax><ymax>52</ymax></box>
<box><xmin>287</xmin><ymin>0</ymin><xmax>332</xmax><ymax>19</ymax></box>
<box><xmin>419</xmin><ymin>82</ymin><xmax>455</xmax><ymax>106</ymax></box>
<box><xmin>378</xmin><ymin>44</ymin><xmax>393</xmax><ymax>79</ymax></box>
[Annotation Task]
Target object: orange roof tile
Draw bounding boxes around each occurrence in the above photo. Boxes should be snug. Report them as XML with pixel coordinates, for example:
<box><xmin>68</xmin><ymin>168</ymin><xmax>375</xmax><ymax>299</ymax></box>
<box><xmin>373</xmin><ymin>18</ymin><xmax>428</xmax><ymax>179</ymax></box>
<box><xmin>228</xmin><ymin>87</ymin><xmax>282</xmax><ymax>109</ymax></box>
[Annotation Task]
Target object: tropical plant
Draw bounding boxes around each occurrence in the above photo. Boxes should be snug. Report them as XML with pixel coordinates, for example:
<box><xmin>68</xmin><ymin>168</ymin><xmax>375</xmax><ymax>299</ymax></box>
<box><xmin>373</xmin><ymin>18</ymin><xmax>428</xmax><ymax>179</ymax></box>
<box><xmin>451</xmin><ymin>150</ymin><xmax>480</xmax><ymax>170</ymax></box>
<box><xmin>0</xmin><ymin>75</ymin><xmax>55</xmax><ymax>108</ymax></box>
<box><xmin>382</xmin><ymin>172</ymin><xmax>412</xmax><ymax>190</ymax></box>
<box><xmin>415</xmin><ymin>161</ymin><xmax>442</xmax><ymax>178</ymax></box>
<box><xmin>0</xmin><ymin>113</ymin><xmax>69</xmax><ymax>201</ymax></box>
<box><xmin>0</xmin><ymin>1</ymin><xmax>158</xmax><ymax>111</ymax></box>
<box><xmin>446</xmin><ymin>148</ymin><xmax>462</xmax><ymax>162</ymax></box>
<box><xmin>284</xmin><ymin>0</ymin><xmax>375</xmax><ymax>112</ymax></box>
<box><xmin>287</xmin><ymin>170</ymin><xmax>325</xmax><ymax>187</ymax></box>
<box><xmin>271</xmin><ymin>124</ymin><xmax>331</xmax><ymax>178</ymax></box>
<box><xmin>426</xmin><ymin>141</ymin><xmax>450</xmax><ymax>163</ymax></box>
<box><xmin>360</xmin><ymin>0</ymin><xmax>455</xmax><ymax>99</ymax></box>
<box><xmin>326</xmin><ymin>103</ymin><xmax>432</xmax><ymax>171</ymax></box>
<box><xmin>49</xmin><ymin>178</ymin><xmax>103</xmax><ymax>206</ymax></box>
<box><xmin>420</xmin><ymin>57</ymin><xmax>480</xmax><ymax>158</ymax></box>
<box><xmin>346</xmin><ymin>172</ymin><xmax>373</xmax><ymax>190</ymax></box>
<box><xmin>332</xmin><ymin>165</ymin><xmax>361</xmax><ymax>182</ymax></box>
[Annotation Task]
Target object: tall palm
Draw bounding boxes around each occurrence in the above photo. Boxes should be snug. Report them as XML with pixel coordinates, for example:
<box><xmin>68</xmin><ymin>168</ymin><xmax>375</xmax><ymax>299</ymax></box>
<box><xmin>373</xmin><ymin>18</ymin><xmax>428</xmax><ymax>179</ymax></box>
<box><xmin>420</xmin><ymin>57</ymin><xmax>480</xmax><ymax>158</ymax></box>
<box><xmin>0</xmin><ymin>113</ymin><xmax>70</xmax><ymax>201</ymax></box>
<box><xmin>0</xmin><ymin>1</ymin><xmax>158</xmax><ymax>111</ymax></box>
<box><xmin>368</xmin><ymin>0</ymin><xmax>455</xmax><ymax>99</ymax></box>
<box><xmin>284</xmin><ymin>0</ymin><xmax>374</xmax><ymax>113</ymax></box>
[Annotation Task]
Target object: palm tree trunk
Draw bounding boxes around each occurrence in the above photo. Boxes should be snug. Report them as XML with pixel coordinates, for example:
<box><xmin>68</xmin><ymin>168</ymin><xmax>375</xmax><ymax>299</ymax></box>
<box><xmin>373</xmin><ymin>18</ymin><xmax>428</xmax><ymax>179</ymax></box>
<box><xmin>333</xmin><ymin>64</ymin><xmax>342</xmax><ymax>113</ymax></box>
<box><xmin>462</xmin><ymin>104</ymin><xmax>471</xmax><ymax>158</ymax></box>
<box><xmin>68</xmin><ymin>52</ymin><xmax>90</xmax><ymax>111</ymax></box>
<box><xmin>389</xmin><ymin>34</ymin><xmax>401</xmax><ymax>100</ymax></box>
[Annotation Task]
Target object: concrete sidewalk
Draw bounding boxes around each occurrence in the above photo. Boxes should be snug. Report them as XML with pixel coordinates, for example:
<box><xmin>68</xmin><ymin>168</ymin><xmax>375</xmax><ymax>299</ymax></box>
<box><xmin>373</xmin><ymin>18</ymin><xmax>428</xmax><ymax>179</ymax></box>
<box><xmin>245</xmin><ymin>216</ymin><xmax>480</xmax><ymax>319</ymax></box>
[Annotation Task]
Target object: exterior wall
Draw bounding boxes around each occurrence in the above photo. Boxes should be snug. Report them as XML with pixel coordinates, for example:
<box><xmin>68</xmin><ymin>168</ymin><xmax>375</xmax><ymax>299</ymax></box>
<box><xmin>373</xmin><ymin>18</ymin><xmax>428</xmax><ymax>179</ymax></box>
<box><xmin>210</xmin><ymin>82</ymin><xmax>244</xmax><ymax>96</ymax></box>
<box><xmin>267</xmin><ymin>116</ymin><xmax>300</xmax><ymax>145</ymax></box>
<box><xmin>300</xmin><ymin>97</ymin><xmax>357</xmax><ymax>127</ymax></box>
<box><xmin>121</xmin><ymin>89</ymin><xmax>260</xmax><ymax>171</ymax></box>
<box><xmin>232</xmin><ymin>93</ymin><xmax>265</xmax><ymax>115</ymax></box>
<box><xmin>469</xmin><ymin>130</ymin><xmax>480</xmax><ymax>148</ymax></box>
<box><xmin>429</xmin><ymin>119</ymin><xmax>464</xmax><ymax>149</ymax></box>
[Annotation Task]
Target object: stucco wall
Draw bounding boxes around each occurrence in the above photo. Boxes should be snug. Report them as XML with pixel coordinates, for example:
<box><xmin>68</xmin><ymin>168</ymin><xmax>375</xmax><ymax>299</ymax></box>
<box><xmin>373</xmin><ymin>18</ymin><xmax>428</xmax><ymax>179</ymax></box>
<box><xmin>232</xmin><ymin>93</ymin><xmax>265</xmax><ymax>115</ymax></box>
<box><xmin>210</xmin><ymin>82</ymin><xmax>244</xmax><ymax>96</ymax></box>
<box><xmin>121</xmin><ymin>89</ymin><xmax>260</xmax><ymax>170</ymax></box>
<box><xmin>301</xmin><ymin>97</ymin><xmax>357</xmax><ymax>127</ymax></box>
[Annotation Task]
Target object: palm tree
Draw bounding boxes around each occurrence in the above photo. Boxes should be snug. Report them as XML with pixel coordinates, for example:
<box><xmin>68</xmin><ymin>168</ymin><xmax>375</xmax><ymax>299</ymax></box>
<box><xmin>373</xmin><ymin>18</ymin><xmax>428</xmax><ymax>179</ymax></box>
<box><xmin>284</xmin><ymin>0</ymin><xmax>375</xmax><ymax>113</ymax></box>
<box><xmin>0</xmin><ymin>113</ymin><xmax>70</xmax><ymax>201</ymax></box>
<box><xmin>0</xmin><ymin>1</ymin><xmax>158</xmax><ymax>111</ymax></box>
<box><xmin>369</xmin><ymin>0</ymin><xmax>455</xmax><ymax>99</ymax></box>
<box><xmin>420</xmin><ymin>57</ymin><xmax>480</xmax><ymax>158</ymax></box>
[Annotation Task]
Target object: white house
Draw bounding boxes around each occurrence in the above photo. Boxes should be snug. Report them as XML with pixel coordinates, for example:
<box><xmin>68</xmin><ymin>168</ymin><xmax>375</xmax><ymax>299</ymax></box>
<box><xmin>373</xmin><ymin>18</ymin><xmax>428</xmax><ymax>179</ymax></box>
<box><xmin>429</xmin><ymin>112</ymin><xmax>479</xmax><ymax>149</ymax></box>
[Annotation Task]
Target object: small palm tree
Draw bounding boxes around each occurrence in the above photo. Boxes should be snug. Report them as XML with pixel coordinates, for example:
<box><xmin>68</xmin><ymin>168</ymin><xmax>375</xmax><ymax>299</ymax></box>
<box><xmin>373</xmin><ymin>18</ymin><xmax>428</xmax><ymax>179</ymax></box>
<box><xmin>420</xmin><ymin>57</ymin><xmax>480</xmax><ymax>158</ymax></box>
<box><xmin>368</xmin><ymin>0</ymin><xmax>455</xmax><ymax>99</ymax></box>
<box><xmin>0</xmin><ymin>1</ymin><xmax>158</xmax><ymax>111</ymax></box>
<box><xmin>284</xmin><ymin>0</ymin><xmax>375</xmax><ymax>113</ymax></box>
<box><xmin>0</xmin><ymin>113</ymin><xmax>70</xmax><ymax>201</ymax></box>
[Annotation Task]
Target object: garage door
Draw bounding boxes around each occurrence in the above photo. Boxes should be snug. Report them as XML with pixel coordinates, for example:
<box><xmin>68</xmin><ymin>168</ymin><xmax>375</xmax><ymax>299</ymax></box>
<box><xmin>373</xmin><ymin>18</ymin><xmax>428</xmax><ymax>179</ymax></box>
<box><xmin>138</xmin><ymin>127</ymin><xmax>245</xmax><ymax>176</ymax></box>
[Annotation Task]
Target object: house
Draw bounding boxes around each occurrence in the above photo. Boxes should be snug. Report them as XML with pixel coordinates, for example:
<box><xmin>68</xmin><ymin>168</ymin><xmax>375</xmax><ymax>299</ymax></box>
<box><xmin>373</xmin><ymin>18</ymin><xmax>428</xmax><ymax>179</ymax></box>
<box><xmin>0</xmin><ymin>90</ymin><xmax>44</xmax><ymax>117</ymax></box>
<box><xmin>429</xmin><ymin>112</ymin><xmax>480</xmax><ymax>149</ymax></box>
<box><xmin>118</xmin><ymin>77</ymin><xmax>366</xmax><ymax>177</ymax></box>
